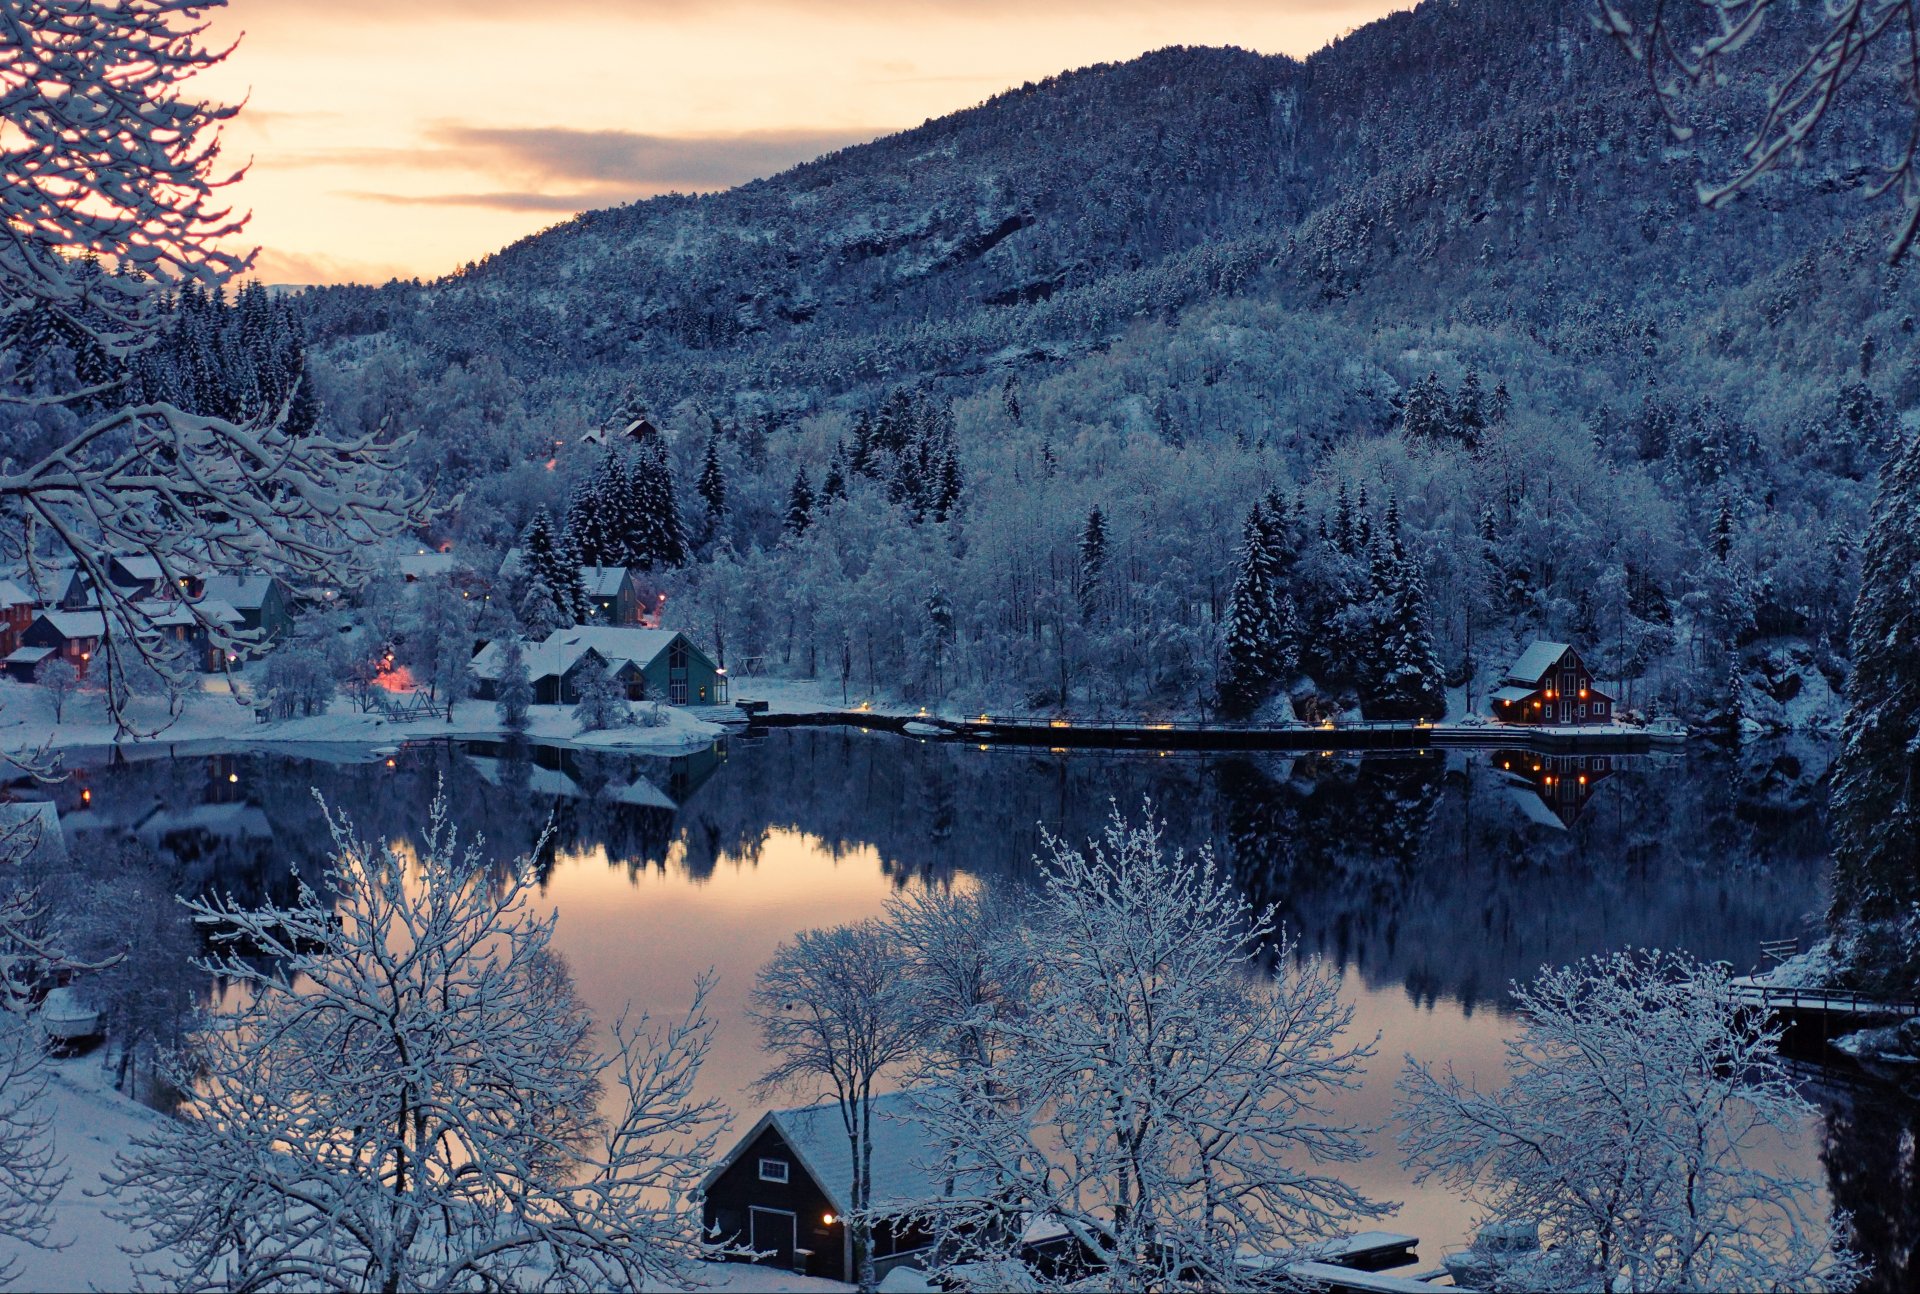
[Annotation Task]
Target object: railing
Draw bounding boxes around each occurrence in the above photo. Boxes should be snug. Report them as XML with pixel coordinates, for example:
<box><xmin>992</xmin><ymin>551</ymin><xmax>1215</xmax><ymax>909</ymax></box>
<box><xmin>952</xmin><ymin>714</ymin><xmax>1447</xmax><ymax>733</ymax></box>
<box><xmin>1726</xmin><ymin>979</ymin><xmax>1920</xmax><ymax>1018</ymax></box>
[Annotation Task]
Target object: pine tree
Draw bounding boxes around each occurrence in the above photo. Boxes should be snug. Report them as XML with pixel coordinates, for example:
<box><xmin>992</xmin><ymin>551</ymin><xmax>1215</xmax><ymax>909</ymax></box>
<box><xmin>1078</xmin><ymin>506</ymin><xmax>1108</xmax><ymax>624</ymax></box>
<box><xmin>1829</xmin><ymin>430</ymin><xmax>1920</xmax><ymax>990</ymax></box>
<box><xmin>933</xmin><ymin>443</ymin><xmax>962</xmax><ymax>522</ymax></box>
<box><xmin>1359</xmin><ymin>501</ymin><xmax>1446</xmax><ymax>720</ymax></box>
<box><xmin>785</xmin><ymin>468</ymin><xmax>815</xmax><ymax>538</ymax></box>
<box><xmin>628</xmin><ymin>444</ymin><xmax>688</xmax><ymax>570</ymax></box>
<box><xmin>1401</xmin><ymin>371</ymin><xmax>1452</xmax><ymax>443</ymax></box>
<box><xmin>1454</xmin><ymin>370</ymin><xmax>1486</xmax><ymax>450</ymax></box>
<box><xmin>1001</xmin><ymin>374</ymin><xmax>1022</xmax><ymax>425</ymax></box>
<box><xmin>1217</xmin><ymin>507</ymin><xmax>1286</xmax><ymax>720</ymax></box>
<box><xmin>518</xmin><ymin>508</ymin><xmax>584</xmax><ymax>631</ymax></box>
<box><xmin>1711</xmin><ymin>497</ymin><xmax>1735</xmax><ymax>562</ymax></box>
<box><xmin>495</xmin><ymin>636</ymin><xmax>532</xmax><ymax>731</ymax></box>
<box><xmin>819</xmin><ymin>450</ymin><xmax>848</xmax><ymax>509</ymax></box>
<box><xmin>696</xmin><ymin>432</ymin><xmax>727</xmax><ymax>526</ymax></box>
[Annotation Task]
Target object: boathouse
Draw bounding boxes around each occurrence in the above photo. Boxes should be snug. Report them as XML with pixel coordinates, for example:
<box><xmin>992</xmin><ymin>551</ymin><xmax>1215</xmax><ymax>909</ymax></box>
<box><xmin>1491</xmin><ymin>641</ymin><xmax>1614</xmax><ymax>726</ymax></box>
<box><xmin>699</xmin><ymin>1091</ymin><xmax>946</xmax><ymax>1284</ymax></box>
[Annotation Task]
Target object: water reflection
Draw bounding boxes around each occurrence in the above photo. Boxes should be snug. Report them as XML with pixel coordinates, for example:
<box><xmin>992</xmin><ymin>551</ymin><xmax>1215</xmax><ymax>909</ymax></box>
<box><xmin>9</xmin><ymin>730</ymin><xmax>1913</xmax><ymax>1283</ymax></box>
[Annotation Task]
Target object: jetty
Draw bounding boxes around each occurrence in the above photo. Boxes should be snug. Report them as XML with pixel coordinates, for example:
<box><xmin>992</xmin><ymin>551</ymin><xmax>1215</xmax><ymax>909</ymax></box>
<box><xmin>1727</xmin><ymin>977</ymin><xmax>1920</xmax><ymax>1044</ymax></box>
<box><xmin>744</xmin><ymin>706</ymin><xmax>1683</xmax><ymax>755</ymax></box>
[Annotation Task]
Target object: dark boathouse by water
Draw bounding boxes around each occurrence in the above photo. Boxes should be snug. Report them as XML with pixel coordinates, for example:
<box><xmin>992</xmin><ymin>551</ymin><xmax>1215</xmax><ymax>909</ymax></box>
<box><xmin>698</xmin><ymin>1091</ymin><xmax>945</xmax><ymax>1284</ymax></box>
<box><xmin>1491</xmin><ymin>640</ymin><xmax>1615</xmax><ymax>726</ymax></box>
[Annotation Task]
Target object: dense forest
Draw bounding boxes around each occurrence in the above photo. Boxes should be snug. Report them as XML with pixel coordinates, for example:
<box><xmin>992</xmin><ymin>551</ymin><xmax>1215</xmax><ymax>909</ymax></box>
<box><xmin>282</xmin><ymin>0</ymin><xmax>1917</xmax><ymax>723</ymax></box>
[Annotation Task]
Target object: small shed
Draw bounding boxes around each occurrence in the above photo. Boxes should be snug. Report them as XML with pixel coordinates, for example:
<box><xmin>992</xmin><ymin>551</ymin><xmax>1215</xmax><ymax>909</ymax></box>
<box><xmin>1491</xmin><ymin>641</ymin><xmax>1615</xmax><ymax>726</ymax></box>
<box><xmin>700</xmin><ymin>1091</ymin><xmax>948</xmax><ymax>1284</ymax></box>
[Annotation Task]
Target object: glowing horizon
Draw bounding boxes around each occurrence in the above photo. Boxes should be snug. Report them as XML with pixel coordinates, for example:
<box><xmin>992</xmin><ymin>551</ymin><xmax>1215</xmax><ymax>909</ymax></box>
<box><xmin>197</xmin><ymin>1</ymin><xmax>1411</xmax><ymax>287</ymax></box>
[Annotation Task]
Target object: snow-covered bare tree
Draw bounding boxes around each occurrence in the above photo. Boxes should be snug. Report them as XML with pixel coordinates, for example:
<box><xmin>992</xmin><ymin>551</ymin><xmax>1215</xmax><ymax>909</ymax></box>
<box><xmin>105</xmin><ymin>789</ymin><xmax>726</xmax><ymax>1293</ymax></box>
<box><xmin>1597</xmin><ymin>0</ymin><xmax>1920</xmax><ymax>259</ymax></box>
<box><xmin>30</xmin><ymin>656</ymin><xmax>75</xmax><ymax>723</ymax></box>
<box><xmin>0</xmin><ymin>889</ymin><xmax>65</xmax><ymax>1287</ymax></box>
<box><xmin>1398</xmin><ymin>949</ymin><xmax>1863</xmax><ymax>1293</ymax></box>
<box><xmin>884</xmin><ymin>884</ymin><xmax>1027</xmax><ymax>1079</ymax></box>
<box><xmin>0</xmin><ymin>0</ymin><xmax>430</xmax><ymax>735</ymax></box>
<box><xmin>750</xmin><ymin>918</ymin><xmax>924</xmax><ymax>1293</ymax></box>
<box><xmin>912</xmin><ymin>802</ymin><xmax>1389</xmax><ymax>1291</ymax></box>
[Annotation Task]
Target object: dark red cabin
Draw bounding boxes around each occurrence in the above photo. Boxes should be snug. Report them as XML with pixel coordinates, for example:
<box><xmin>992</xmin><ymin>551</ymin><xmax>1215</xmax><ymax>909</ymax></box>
<box><xmin>1491</xmin><ymin>641</ymin><xmax>1615</xmax><ymax>726</ymax></box>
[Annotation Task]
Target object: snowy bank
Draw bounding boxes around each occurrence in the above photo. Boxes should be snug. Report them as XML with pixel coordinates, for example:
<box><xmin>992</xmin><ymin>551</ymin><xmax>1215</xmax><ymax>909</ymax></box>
<box><xmin>0</xmin><ymin>678</ymin><xmax>728</xmax><ymax>765</ymax></box>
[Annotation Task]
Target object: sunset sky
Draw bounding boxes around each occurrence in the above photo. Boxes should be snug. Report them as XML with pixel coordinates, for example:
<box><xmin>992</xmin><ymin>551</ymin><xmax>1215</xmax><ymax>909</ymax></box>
<box><xmin>199</xmin><ymin>1</ymin><xmax>1410</xmax><ymax>287</ymax></box>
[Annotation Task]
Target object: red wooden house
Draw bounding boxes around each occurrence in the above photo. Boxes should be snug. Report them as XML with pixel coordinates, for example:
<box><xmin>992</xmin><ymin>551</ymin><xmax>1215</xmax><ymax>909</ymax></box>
<box><xmin>1491</xmin><ymin>641</ymin><xmax>1615</xmax><ymax>726</ymax></box>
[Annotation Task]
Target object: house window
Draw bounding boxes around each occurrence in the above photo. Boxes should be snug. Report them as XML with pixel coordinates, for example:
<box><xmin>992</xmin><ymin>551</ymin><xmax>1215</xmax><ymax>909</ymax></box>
<box><xmin>758</xmin><ymin>1158</ymin><xmax>789</xmax><ymax>1184</ymax></box>
<box><xmin>1578</xmin><ymin>704</ymin><xmax>1587</xmax><ymax>719</ymax></box>
<box><xmin>670</xmin><ymin>680</ymin><xmax>688</xmax><ymax>704</ymax></box>
<box><xmin>669</xmin><ymin>640</ymin><xmax>688</xmax><ymax>670</ymax></box>
<box><xmin>1595</xmin><ymin>701</ymin><xmax>1607</xmax><ymax>716</ymax></box>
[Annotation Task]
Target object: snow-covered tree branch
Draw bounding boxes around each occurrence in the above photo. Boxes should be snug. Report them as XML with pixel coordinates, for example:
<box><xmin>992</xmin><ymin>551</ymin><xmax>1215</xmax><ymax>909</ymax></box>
<box><xmin>1398</xmin><ymin>949</ymin><xmax>1863</xmax><ymax>1293</ymax></box>
<box><xmin>1597</xmin><ymin>0</ymin><xmax>1920</xmax><ymax>259</ymax></box>
<box><xmin>0</xmin><ymin>0</ymin><xmax>432</xmax><ymax>738</ymax></box>
<box><xmin>910</xmin><ymin>801</ymin><xmax>1390</xmax><ymax>1291</ymax></box>
<box><xmin>104</xmin><ymin>788</ymin><xmax>726</xmax><ymax>1293</ymax></box>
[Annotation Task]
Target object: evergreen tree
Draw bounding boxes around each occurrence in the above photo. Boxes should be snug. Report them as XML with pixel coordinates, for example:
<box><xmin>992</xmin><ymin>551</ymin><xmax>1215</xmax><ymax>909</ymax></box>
<box><xmin>696</xmin><ymin>432</ymin><xmax>727</xmax><ymax>526</ymax></box>
<box><xmin>518</xmin><ymin>508</ymin><xmax>585</xmax><ymax>631</ymax></box>
<box><xmin>628</xmin><ymin>443</ymin><xmax>688</xmax><ymax>570</ymax></box>
<box><xmin>1358</xmin><ymin>502</ymin><xmax>1446</xmax><ymax>720</ymax></box>
<box><xmin>1001</xmin><ymin>373</ymin><xmax>1022</xmax><ymax>425</ymax></box>
<box><xmin>1453</xmin><ymin>370</ymin><xmax>1486</xmax><ymax>450</ymax></box>
<box><xmin>785</xmin><ymin>468</ymin><xmax>815</xmax><ymax>538</ymax></box>
<box><xmin>1401</xmin><ymin>371</ymin><xmax>1452</xmax><ymax>443</ymax></box>
<box><xmin>819</xmin><ymin>450</ymin><xmax>848</xmax><ymax>509</ymax></box>
<box><xmin>1711</xmin><ymin>497</ymin><xmax>1735</xmax><ymax>562</ymax></box>
<box><xmin>1078</xmin><ymin>506</ymin><xmax>1108</xmax><ymax>624</ymax></box>
<box><xmin>933</xmin><ymin>443</ymin><xmax>962</xmax><ymax>522</ymax></box>
<box><xmin>495</xmin><ymin>636</ymin><xmax>532</xmax><ymax>732</ymax></box>
<box><xmin>1216</xmin><ymin>507</ymin><xmax>1286</xmax><ymax>720</ymax></box>
<box><xmin>1829</xmin><ymin>431</ymin><xmax>1920</xmax><ymax>990</ymax></box>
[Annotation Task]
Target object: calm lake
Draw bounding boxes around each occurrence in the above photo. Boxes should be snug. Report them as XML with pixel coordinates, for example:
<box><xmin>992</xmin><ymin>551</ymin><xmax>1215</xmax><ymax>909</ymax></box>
<box><xmin>22</xmin><ymin>728</ymin><xmax>1919</xmax><ymax>1289</ymax></box>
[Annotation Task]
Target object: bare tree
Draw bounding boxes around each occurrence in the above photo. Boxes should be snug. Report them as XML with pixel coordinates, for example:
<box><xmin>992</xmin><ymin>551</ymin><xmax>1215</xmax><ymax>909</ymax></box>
<box><xmin>913</xmin><ymin>802</ymin><xmax>1389</xmax><ymax>1291</ymax></box>
<box><xmin>105</xmin><ymin>789</ymin><xmax>726</xmax><ymax>1293</ymax></box>
<box><xmin>1598</xmin><ymin>0</ymin><xmax>1920</xmax><ymax>259</ymax></box>
<box><xmin>0</xmin><ymin>890</ymin><xmax>65</xmax><ymax>1288</ymax></box>
<box><xmin>750</xmin><ymin>918</ymin><xmax>925</xmax><ymax>1293</ymax></box>
<box><xmin>0</xmin><ymin>0</ymin><xmax>429</xmax><ymax>736</ymax></box>
<box><xmin>30</xmin><ymin>656</ymin><xmax>75</xmax><ymax>723</ymax></box>
<box><xmin>1398</xmin><ymin>949</ymin><xmax>1864</xmax><ymax>1293</ymax></box>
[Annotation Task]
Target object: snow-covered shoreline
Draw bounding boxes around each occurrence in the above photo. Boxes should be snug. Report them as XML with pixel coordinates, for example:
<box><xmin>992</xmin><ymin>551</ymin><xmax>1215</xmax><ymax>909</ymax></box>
<box><xmin>0</xmin><ymin>679</ymin><xmax>733</xmax><ymax>769</ymax></box>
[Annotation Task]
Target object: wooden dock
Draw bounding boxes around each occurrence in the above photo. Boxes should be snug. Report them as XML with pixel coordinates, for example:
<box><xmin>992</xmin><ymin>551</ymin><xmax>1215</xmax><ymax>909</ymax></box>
<box><xmin>747</xmin><ymin>707</ymin><xmax>1681</xmax><ymax>755</ymax></box>
<box><xmin>1727</xmin><ymin>977</ymin><xmax>1920</xmax><ymax>1044</ymax></box>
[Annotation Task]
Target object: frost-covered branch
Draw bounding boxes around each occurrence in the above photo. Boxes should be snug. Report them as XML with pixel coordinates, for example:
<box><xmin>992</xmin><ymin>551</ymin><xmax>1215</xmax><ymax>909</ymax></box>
<box><xmin>1398</xmin><ymin>949</ymin><xmax>1864</xmax><ymax>1292</ymax></box>
<box><xmin>105</xmin><ymin>786</ymin><xmax>725</xmax><ymax>1293</ymax></box>
<box><xmin>1598</xmin><ymin>0</ymin><xmax>1920</xmax><ymax>259</ymax></box>
<box><xmin>909</xmin><ymin>801</ymin><xmax>1390</xmax><ymax>1291</ymax></box>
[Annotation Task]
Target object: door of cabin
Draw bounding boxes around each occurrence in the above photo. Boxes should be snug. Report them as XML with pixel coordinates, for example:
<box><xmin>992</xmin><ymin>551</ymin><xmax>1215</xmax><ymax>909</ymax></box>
<box><xmin>750</xmin><ymin>1207</ymin><xmax>797</xmax><ymax>1269</ymax></box>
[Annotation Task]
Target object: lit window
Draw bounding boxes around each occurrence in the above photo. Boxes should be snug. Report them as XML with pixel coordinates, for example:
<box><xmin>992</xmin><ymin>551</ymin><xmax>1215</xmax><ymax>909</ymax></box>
<box><xmin>758</xmin><ymin>1158</ymin><xmax>790</xmax><ymax>1184</ymax></box>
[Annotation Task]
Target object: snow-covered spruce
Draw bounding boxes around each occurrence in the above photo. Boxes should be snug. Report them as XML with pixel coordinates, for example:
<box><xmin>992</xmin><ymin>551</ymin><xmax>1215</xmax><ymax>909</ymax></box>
<box><xmin>105</xmin><ymin>789</ymin><xmax>726</xmax><ymax>1293</ymax></box>
<box><xmin>1398</xmin><ymin>949</ymin><xmax>1862</xmax><ymax>1293</ymax></box>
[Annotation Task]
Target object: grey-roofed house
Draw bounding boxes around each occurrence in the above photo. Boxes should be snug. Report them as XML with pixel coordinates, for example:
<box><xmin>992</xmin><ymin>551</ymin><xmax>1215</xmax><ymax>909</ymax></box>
<box><xmin>22</xmin><ymin>609</ymin><xmax>106</xmax><ymax>678</ymax></box>
<box><xmin>699</xmin><ymin>1091</ymin><xmax>948</xmax><ymax>1283</ymax></box>
<box><xmin>197</xmin><ymin>574</ymin><xmax>292</xmax><ymax>642</ymax></box>
<box><xmin>106</xmin><ymin>554</ymin><xmax>168</xmax><ymax>598</ymax></box>
<box><xmin>468</xmin><ymin>638</ymin><xmax>610</xmax><ymax>706</ymax></box>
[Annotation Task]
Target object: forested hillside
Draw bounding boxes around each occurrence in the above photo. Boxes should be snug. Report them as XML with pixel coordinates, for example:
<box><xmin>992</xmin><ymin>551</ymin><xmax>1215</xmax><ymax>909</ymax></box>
<box><xmin>292</xmin><ymin>0</ymin><xmax>1919</xmax><ymax>723</ymax></box>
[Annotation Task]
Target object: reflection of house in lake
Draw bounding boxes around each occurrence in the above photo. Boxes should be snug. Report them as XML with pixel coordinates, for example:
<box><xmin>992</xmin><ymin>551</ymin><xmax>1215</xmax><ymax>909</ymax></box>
<box><xmin>1493</xmin><ymin>749</ymin><xmax>1618</xmax><ymax>829</ymax></box>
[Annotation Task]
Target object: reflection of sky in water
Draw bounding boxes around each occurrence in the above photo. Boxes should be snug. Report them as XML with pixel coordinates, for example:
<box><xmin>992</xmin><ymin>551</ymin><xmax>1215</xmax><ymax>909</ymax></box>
<box><xmin>25</xmin><ymin>732</ymin><xmax>1891</xmax><ymax>1269</ymax></box>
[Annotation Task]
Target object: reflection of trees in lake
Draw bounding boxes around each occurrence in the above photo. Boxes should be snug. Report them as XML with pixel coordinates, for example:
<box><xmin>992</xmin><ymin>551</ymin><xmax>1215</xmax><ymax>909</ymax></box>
<box><xmin>1815</xmin><ymin>1072</ymin><xmax>1920</xmax><ymax>1294</ymax></box>
<box><xmin>33</xmin><ymin>732</ymin><xmax>1838</xmax><ymax>1017</ymax></box>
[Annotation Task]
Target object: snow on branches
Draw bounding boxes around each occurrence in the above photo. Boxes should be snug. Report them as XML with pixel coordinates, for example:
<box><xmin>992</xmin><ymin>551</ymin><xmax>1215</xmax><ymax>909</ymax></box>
<box><xmin>908</xmin><ymin>802</ymin><xmax>1390</xmax><ymax>1291</ymax></box>
<box><xmin>105</xmin><ymin>788</ymin><xmax>726</xmax><ymax>1293</ymax></box>
<box><xmin>1597</xmin><ymin>0</ymin><xmax>1920</xmax><ymax>260</ymax></box>
<box><xmin>1398</xmin><ymin>949</ymin><xmax>1863</xmax><ymax>1293</ymax></box>
<box><xmin>0</xmin><ymin>0</ymin><xmax>431</xmax><ymax>737</ymax></box>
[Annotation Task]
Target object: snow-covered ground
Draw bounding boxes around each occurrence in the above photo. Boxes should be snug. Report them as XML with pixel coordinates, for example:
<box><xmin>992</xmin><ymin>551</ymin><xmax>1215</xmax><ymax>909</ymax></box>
<box><xmin>0</xmin><ymin>677</ymin><xmax>728</xmax><ymax>764</ymax></box>
<box><xmin>10</xmin><ymin>1052</ymin><xmax>852</xmax><ymax>1293</ymax></box>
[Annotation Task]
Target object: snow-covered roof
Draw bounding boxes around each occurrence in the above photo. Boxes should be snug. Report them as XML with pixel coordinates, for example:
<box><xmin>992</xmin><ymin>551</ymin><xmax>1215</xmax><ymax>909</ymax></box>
<box><xmin>397</xmin><ymin>552</ymin><xmax>459</xmax><ymax>580</ymax></box>
<box><xmin>136</xmin><ymin>803</ymin><xmax>275</xmax><ymax>840</ymax></box>
<box><xmin>1503</xmin><ymin>641</ymin><xmax>1571</xmax><ymax>684</ymax></box>
<box><xmin>0</xmin><ymin>580</ymin><xmax>32</xmax><ymax>608</ymax></box>
<box><xmin>0</xmin><ymin>801</ymin><xmax>66</xmax><ymax>866</ymax></box>
<box><xmin>34</xmin><ymin>610</ymin><xmax>105</xmax><ymax>640</ymax></box>
<box><xmin>111</xmin><ymin>554</ymin><xmax>164</xmax><ymax>583</ymax></box>
<box><xmin>468</xmin><ymin>638</ymin><xmax>603</xmax><ymax>684</ymax></box>
<box><xmin>145</xmin><ymin>599</ymin><xmax>243</xmax><ymax>628</ymax></box>
<box><xmin>4</xmin><ymin>647</ymin><xmax>54</xmax><ymax>665</ymax></box>
<box><xmin>200</xmin><ymin>573</ymin><xmax>277</xmax><ymax>610</ymax></box>
<box><xmin>547</xmin><ymin>626</ymin><xmax>684</xmax><ymax>670</ymax></box>
<box><xmin>1491</xmin><ymin>685</ymin><xmax>1534</xmax><ymax>705</ymax></box>
<box><xmin>497</xmin><ymin>547</ymin><xmax>526</xmax><ymax>578</ymax></box>
<box><xmin>1503</xmin><ymin>786</ymin><xmax>1569</xmax><ymax>832</ymax></box>
<box><xmin>702</xmin><ymin>1089</ymin><xmax>958</xmax><ymax>1216</ymax></box>
<box><xmin>581</xmin><ymin>566</ymin><xmax>631</xmax><ymax>598</ymax></box>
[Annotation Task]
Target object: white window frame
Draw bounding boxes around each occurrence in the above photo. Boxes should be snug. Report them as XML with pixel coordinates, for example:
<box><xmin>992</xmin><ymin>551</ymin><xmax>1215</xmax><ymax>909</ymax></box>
<box><xmin>757</xmin><ymin>1157</ymin><xmax>789</xmax><ymax>1184</ymax></box>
